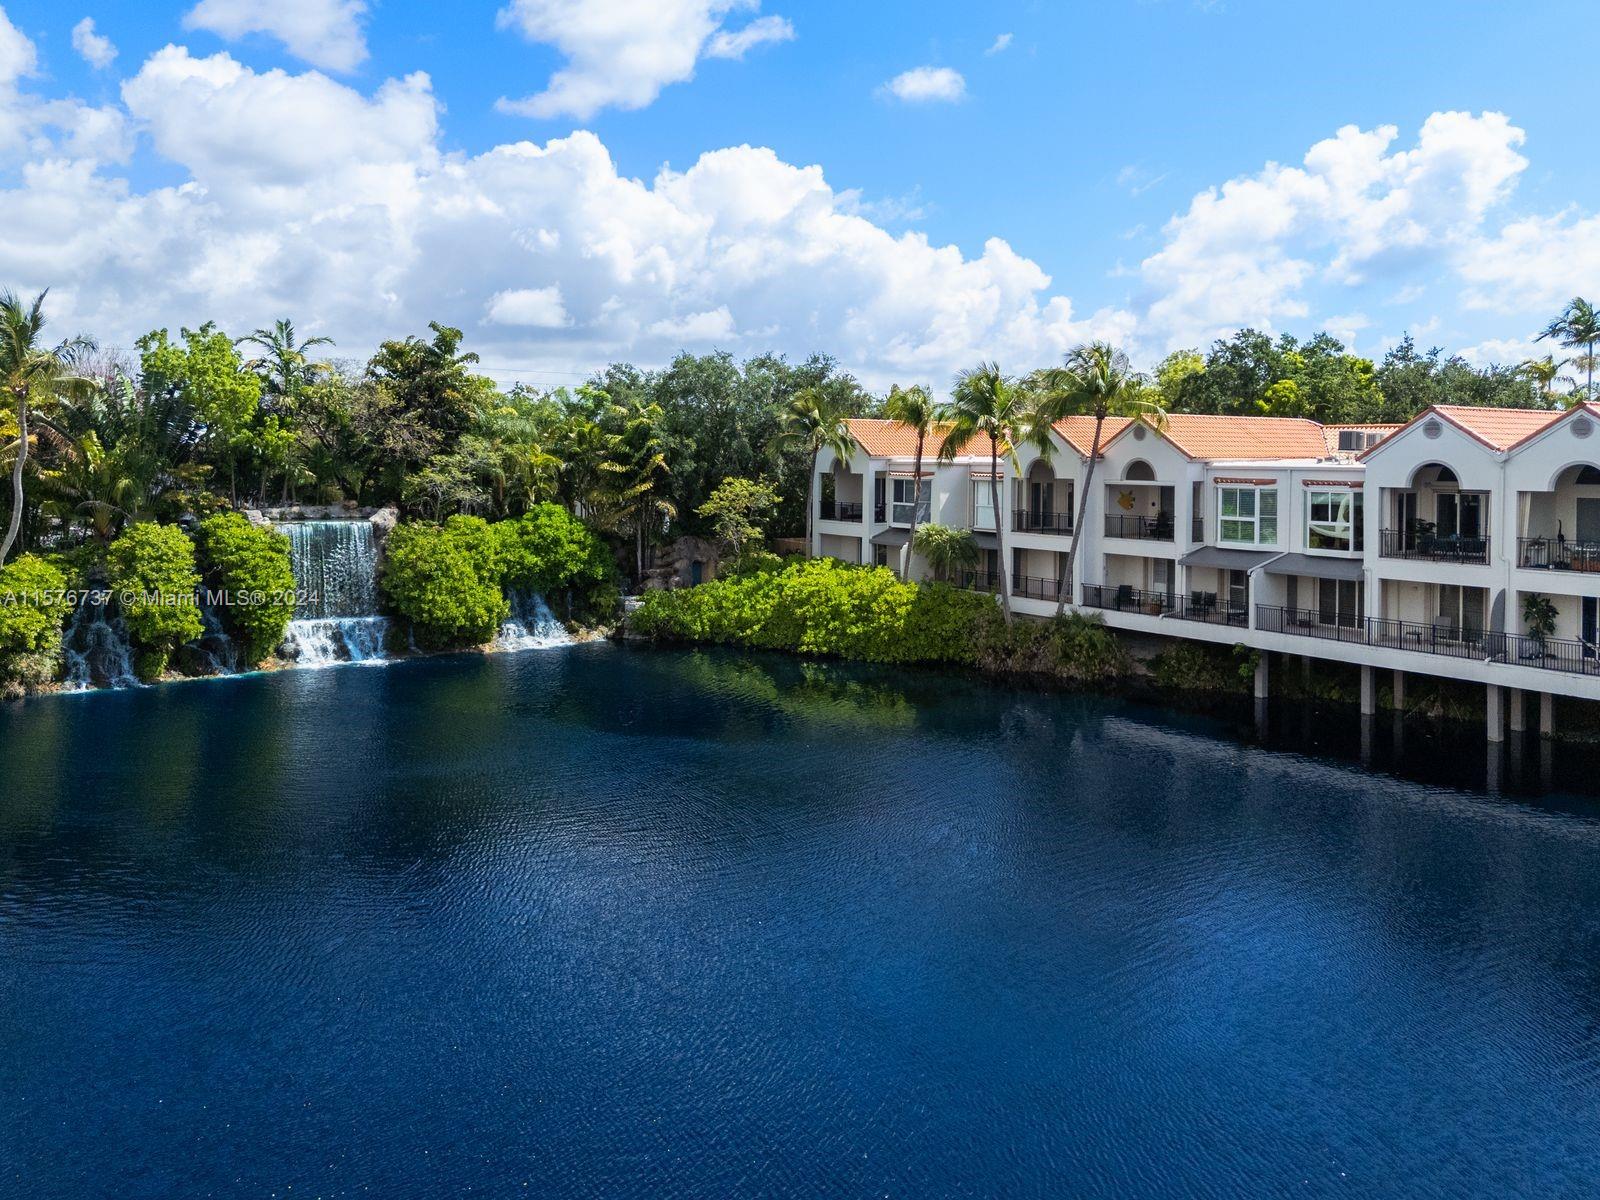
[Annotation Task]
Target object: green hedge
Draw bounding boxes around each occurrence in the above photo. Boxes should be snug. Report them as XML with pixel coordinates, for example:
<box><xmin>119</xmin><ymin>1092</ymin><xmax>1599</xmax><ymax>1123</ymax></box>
<box><xmin>0</xmin><ymin>554</ymin><xmax>70</xmax><ymax>696</ymax></box>
<box><xmin>195</xmin><ymin>513</ymin><xmax>296</xmax><ymax>666</ymax></box>
<box><xmin>106</xmin><ymin>523</ymin><xmax>204</xmax><ymax>680</ymax></box>
<box><xmin>496</xmin><ymin>503</ymin><xmax>618</xmax><ymax>620</ymax></box>
<box><xmin>381</xmin><ymin>517</ymin><xmax>510</xmax><ymax>649</ymax></box>
<box><xmin>629</xmin><ymin>558</ymin><xmax>996</xmax><ymax>664</ymax></box>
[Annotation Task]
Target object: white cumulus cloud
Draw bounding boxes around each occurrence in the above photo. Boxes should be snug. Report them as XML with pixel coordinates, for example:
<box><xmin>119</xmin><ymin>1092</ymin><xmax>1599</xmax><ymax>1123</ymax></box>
<box><xmin>71</xmin><ymin>17</ymin><xmax>117</xmax><ymax>70</ymax></box>
<box><xmin>183</xmin><ymin>0</ymin><xmax>369</xmax><ymax>73</ymax></box>
<box><xmin>487</xmin><ymin>286</ymin><xmax>570</xmax><ymax>328</ymax></box>
<box><xmin>985</xmin><ymin>33</ymin><xmax>1013</xmax><ymax>56</ymax></box>
<box><xmin>496</xmin><ymin>0</ymin><xmax>793</xmax><ymax>120</ymax></box>
<box><xmin>880</xmin><ymin>66</ymin><xmax>965</xmax><ymax>104</ymax></box>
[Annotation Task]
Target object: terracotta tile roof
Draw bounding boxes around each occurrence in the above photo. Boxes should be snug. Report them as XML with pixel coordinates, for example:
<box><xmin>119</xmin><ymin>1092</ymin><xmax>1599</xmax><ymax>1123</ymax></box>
<box><xmin>1053</xmin><ymin>416</ymin><xmax>1133</xmax><ymax>457</ymax></box>
<box><xmin>846</xmin><ymin>418</ymin><xmax>999</xmax><ymax>460</ymax></box>
<box><xmin>1104</xmin><ymin>413</ymin><xmax>1333</xmax><ymax>461</ymax></box>
<box><xmin>1429</xmin><ymin>405</ymin><xmax>1563</xmax><ymax>451</ymax></box>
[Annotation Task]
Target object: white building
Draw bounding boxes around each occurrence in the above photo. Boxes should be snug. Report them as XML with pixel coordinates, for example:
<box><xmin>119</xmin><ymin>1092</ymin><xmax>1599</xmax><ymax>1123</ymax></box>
<box><xmin>812</xmin><ymin>405</ymin><xmax>1600</xmax><ymax>739</ymax></box>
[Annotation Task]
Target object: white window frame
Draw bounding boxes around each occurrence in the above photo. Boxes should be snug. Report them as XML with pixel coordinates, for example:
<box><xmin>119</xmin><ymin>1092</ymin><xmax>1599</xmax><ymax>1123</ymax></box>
<box><xmin>973</xmin><ymin>482</ymin><xmax>998</xmax><ymax>532</ymax></box>
<box><xmin>1217</xmin><ymin>485</ymin><xmax>1278</xmax><ymax>547</ymax></box>
<box><xmin>890</xmin><ymin>477</ymin><xmax>930</xmax><ymax>526</ymax></box>
<box><xmin>1306</xmin><ymin>488</ymin><xmax>1363</xmax><ymax>554</ymax></box>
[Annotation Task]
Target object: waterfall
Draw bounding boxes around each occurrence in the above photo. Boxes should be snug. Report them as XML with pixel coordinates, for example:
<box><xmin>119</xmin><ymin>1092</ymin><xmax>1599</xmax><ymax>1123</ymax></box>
<box><xmin>60</xmin><ymin>595</ymin><xmax>141</xmax><ymax>692</ymax></box>
<box><xmin>280</xmin><ymin>521</ymin><xmax>391</xmax><ymax>666</ymax></box>
<box><xmin>185</xmin><ymin>599</ymin><xmax>238</xmax><ymax>676</ymax></box>
<box><xmin>496</xmin><ymin>590</ymin><xmax>573</xmax><ymax>652</ymax></box>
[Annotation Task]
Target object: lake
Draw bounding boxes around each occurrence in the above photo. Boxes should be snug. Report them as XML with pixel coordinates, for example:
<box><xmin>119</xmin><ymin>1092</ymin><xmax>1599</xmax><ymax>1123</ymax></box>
<box><xmin>4</xmin><ymin>644</ymin><xmax>1600</xmax><ymax>1197</ymax></box>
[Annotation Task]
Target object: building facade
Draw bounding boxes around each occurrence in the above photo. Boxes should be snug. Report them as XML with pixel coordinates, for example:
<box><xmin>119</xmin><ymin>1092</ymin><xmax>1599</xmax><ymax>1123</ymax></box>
<box><xmin>812</xmin><ymin>405</ymin><xmax>1600</xmax><ymax>736</ymax></box>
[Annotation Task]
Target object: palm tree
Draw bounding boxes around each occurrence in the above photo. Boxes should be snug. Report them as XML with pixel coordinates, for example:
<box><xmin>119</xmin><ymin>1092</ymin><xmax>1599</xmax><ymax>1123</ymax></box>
<box><xmin>1537</xmin><ymin>298</ymin><xmax>1600</xmax><ymax>404</ymax></box>
<box><xmin>1033</xmin><ymin>342</ymin><xmax>1162</xmax><ymax>616</ymax></box>
<box><xmin>1520</xmin><ymin>354</ymin><xmax>1574</xmax><ymax>406</ymax></box>
<box><xmin>911</xmin><ymin>523</ymin><xmax>978</xmax><ymax>584</ymax></box>
<box><xmin>0</xmin><ymin>290</ymin><xmax>93</xmax><ymax>563</ymax></box>
<box><xmin>770</xmin><ymin>387</ymin><xmax>855</xmax><ymax>553</ymax></box>
<box><xmin>883</xmin><ymin>384</ymin><xmax>936</xmax><ymax>580</ymax></box>
<box><xmin>938</xmin><ymin>363</ymin><xmax>1050</xmax><ymax>623</ymax></box>
<box><xmin>239</xmin><ymin>319</ymin><xmax>334</xmax><ymax>410</ymax></box>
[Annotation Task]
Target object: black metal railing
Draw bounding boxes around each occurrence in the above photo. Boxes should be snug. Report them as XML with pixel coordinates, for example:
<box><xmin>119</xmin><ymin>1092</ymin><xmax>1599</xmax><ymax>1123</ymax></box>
<box><xmin>1012</xmin><ymin>509</ymin><xmax>1074</xmax><ymax>535</ymax></box>
<box><xmin>1492</xmin><ymin>630</ymin><xmax>1600</xmax><ymax>676</ymax></box>
<box><xmin>1518</xmin><ymin>536</ymin><xmax>1600</xmax><ymax>573</ymax></box>
<box><xmin>1170</xmin><ymin>592</ymin><xmax>1249</xmax><ymax>627</ymax></box>
<box><xmin>1011</xmin><ymin>573</ymin><xmax>1066</xmax><ymax>602</ymax></box>
<box><xmin>952</xmin><ymin>569</ymin><xmax>1004</xmax><ymax>594</ymax></box>
<box><xmin>1081</xmin><ymin>584</ymin><xmax>1177</xmax><ymax>615</ymax></box>
<box><xmin>1379</xmin><ymin>528</ymin><xmax>1490</xmax><ymax>564</ymax></box>
<box><xmin>819</xmin><ymin>500</ymin><xmax>862</xmax><ymax>522</ymax></box>
<box><xmin>1104</xmin><ymin>514</ymin><xmax>1175</xmax><ymax>541</ymax></box>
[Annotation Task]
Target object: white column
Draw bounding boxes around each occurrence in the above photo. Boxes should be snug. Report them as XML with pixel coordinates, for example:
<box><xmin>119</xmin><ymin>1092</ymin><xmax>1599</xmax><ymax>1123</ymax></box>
<box><xmin>1254</xmin><ymin>652</ymin><xmax>1270</xmax><ymax>701</ymax></box>
<box><xmin>1360</xmin><ymin>665</ymin><xmax>1376</xmax><ymax>716</ymax></box>
<box><xmin>1392</xmin><ymin>670</ymin><xmax>1406</xmax><ymax>711</ymax></box>
<box><xmin>861</xmin><ymin>464</ymin><xmax>876</xmax><ymax>565</ymax></box>
<box><xmin>1486</xmin><ymin>684</ymin><xmax>1505</xmax><ymax>744</ymax></box>
<box><xmin>1509</xmin><ymin>688</ymin><xmax>1526</xmax><ymax>733</ymax></box>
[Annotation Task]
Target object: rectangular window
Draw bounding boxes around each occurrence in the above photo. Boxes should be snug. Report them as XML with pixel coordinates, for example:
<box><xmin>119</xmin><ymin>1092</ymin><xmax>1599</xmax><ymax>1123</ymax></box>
<box><xmin>973</xmin><ymin>482</ymin><xmax>998</xmax><ymax>531</ymax></box>
<box><xmin>1217</xmin><ymin>486</ymin><xmax>1279</xmax><ymax>546</ymax></box>
<box><xmin>890</xmin><ymin>477</ymin><xmax>930</xmax><ymax>525</ymax></box>
<box><xmin>1317</xmin><ymin>578</ymin><xmax>1362</xmax><ymax>628</ymax></box>
<box><xmin>1306</xmin><ymin>489</ymin><xmax>1363</xmax><ymax>553</ymax></box>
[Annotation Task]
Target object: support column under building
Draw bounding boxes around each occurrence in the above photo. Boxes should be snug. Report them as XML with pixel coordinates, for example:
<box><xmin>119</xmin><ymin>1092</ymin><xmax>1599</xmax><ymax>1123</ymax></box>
<box><xmin>1359</xmin><ymin>666</ymin><xmax>1376</xmax><ymax>717</ymax></box>
<box><xmin>1254</xmin><ymin>653</ymin><xmax>1269</xmax><ymax>701</ymax></box>
<box><xmin>1509</xmin><ymin>689</ymin><xmax>1526</xmax><ymax>734</ymax></box>
<box><xmin>1486</xmin><ymin>684</ymin><xmax>1505</xmax><ymax>744</ymax></box>
<box><xmin>1540</xmin><ymin>692</ymin><xmax>1554</xmax><ymax>739</ymax></box>
<box><xmin>1392</xmin><ymin>670</ymin><xmax>1405</xmax><ymax>712</ymax></box>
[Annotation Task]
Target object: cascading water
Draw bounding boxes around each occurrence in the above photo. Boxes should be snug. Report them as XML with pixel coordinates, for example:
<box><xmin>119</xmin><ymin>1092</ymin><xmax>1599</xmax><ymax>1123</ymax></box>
<box><xmin>280</xmin><ymin>521</ymin><xmax>391</xmax><ymax>666</ymax></box>
<box><xmin>185</xmin><ymin>599</ymin><xmax>238</xmax><ymax>676</ymax></box>
<box><xmin>496</xmin><ymin>590</ymin><xmax>573</xmax><ymax>652</ymax></box>
<box><xmin>60</xmin><ymin>594</ymin><xmax>140</xmax><ymax>692</ymax></box>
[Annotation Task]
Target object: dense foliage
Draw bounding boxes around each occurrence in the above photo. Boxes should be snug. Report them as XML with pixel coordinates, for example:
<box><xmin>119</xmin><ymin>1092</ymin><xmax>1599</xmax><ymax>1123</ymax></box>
<box><xmin>381</xmin><ymin>518</ymin><xmax>510</xmax><ymax>649</ymax></box>
<box><xmin>1148</xmin><ymin>641</ymin><xmax>1257</xmax><ymax>694</ymax></box>
<box><xmin>105</xmin><ymin>523</ymin><xmax>204</xmax><ymax>680</ymax></box>
<box><xmin>0</xmin><ymin>554</ymin><xmax>69</xmax><ymax>696</ymax></box>
<box><xmin>496</xmin><ymin>504</ymin><xmax>618</xmax><ymax>620</ymax></box>
<box><xmin>195</xmin><ymin>513</ymin><xmax>296</xmax><ymax>666</ymax></box>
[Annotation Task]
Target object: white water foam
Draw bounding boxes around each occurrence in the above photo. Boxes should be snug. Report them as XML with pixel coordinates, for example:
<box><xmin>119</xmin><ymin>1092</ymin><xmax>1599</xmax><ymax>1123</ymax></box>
<box><xmin>281</xmin><ymin>615</ymin><xmax>393</xmax><ymax>667</ymax></box>
<box><xmin>495</xmin><ymin>591</ymin><xmax>573</xmax><ymax>652</ymax></box>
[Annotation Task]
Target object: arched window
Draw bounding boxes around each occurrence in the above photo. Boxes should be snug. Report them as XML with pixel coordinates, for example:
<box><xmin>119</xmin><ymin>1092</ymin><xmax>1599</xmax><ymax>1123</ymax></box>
<box><xmin>1125</xmin><ymin>459</ymin><xmax>1156</xmax><ymax>482</ymax></box>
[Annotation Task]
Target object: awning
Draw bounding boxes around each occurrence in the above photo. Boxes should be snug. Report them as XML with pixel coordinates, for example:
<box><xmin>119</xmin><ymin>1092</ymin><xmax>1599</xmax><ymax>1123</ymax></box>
<box><xmin>870</xmin><ymin>528</ymin><xmax>910</xmax><ymax>547</ymax></box>
<box><xmin>1179</xmin><ymin>546</ymin><xmax>1277</xmax><ymax>571</ymax></box>
<box><xmin>972</xmin><ymin>531</ymin><xmax>1000</xmax><ymax>550</ymax></box>
<box><xmin>1261</xmin><ymin>552</ymin><xmax>1364</xmax><ymax>581</ymax></box>
<box><xmin>887</xmin><ymin>469</ymin><xmax>932</xmax><ymax>479</ymax></box>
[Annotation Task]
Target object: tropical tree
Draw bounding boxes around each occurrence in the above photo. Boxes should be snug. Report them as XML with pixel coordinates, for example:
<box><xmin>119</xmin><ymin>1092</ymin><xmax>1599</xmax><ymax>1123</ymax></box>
<box><xmin>1538</xmin><ymin>298</ymin><xmax>1600</xmax><ymax>404</ymax></box>
<box><xmin>911</xmin><ymin>523</ymin><xmax>978</xmax><ymax>584</ymax></box>
<box><xmin>770</xmin><ymin>387</ymin><xmax>855</xmax><ymax>552</ymax></box>
<box><xmin>938</xmin><ymin>363</ymin><xmax>1049</xmax><ymax>623</ymax></box>
<box><xmin>698</xmin><ymin>476</ymin><xmax>779</xmax><ymax>560</ymax></box>
<box><xmin>1519</xmin><ymin>355</ymin><xmax>1576</xmax><ymax>407</ymax></box>
<box><xmin>0</xmin><ymin>290</ymin><xmax>93</xmax><ymax>563</ymax></box>
<box><xmin>239</xmin><ymin>319</ymin><xmax>333</xmax><ymax>410</ymax></box>
<box><xmin>1033</xmin><ymin>342</ymin><xmax>1162</xmax><ymax>616</ymax></box>
<box><xmin>604</xmin><ymin>396</ymin><xmax>677</xmax><ymax>581</ymax></box>
<box><xmin>884</xmin><ymin>383</ymin><xmax>937</xmax><ymax>580</ymax></box>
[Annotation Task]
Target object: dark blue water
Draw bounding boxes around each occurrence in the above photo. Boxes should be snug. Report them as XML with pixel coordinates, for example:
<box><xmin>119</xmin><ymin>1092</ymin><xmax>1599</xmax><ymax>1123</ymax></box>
<box><xmin>5</xmin><ymin>646</ymin><xmax>1600</xmax><ymax>1198</ymax></box>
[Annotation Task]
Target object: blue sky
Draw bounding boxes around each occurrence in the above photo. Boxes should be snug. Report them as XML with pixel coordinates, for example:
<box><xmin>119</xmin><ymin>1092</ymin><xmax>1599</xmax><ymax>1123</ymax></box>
<box><xmin>0</xmin><ymin>0</ymin><xmax>1593</xmax><ymax>390</ymax></box>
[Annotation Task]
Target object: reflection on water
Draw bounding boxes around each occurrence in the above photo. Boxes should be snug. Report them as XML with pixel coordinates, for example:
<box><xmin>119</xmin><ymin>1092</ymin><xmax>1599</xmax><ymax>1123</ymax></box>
<box><xmin>5</xmin><ymin>644</ymin><xmax>1600</xmax><ymax>1198</ymax></box>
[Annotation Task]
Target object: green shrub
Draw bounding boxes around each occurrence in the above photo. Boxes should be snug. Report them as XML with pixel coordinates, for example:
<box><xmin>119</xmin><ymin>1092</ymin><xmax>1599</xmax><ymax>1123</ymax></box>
<box><xmin>381</xmin><ymin>519</ymin><xmax>509</xmax><ymax>648</ymax></box>
<box><xmin>106</xmin><ymin>523</ymin><xmax>204</xmax><ymax>680</ymax></box>
<box><xmin>970</xmin><ymin>610</ymin><xmax>1128</xmax><ymax>682</ymax></box>
<box><xmin>1149</xmin><ymin>640</ymin><xmax>1255</xmax><ymax>694</ymax></box>
<box><xmin>0</xmin><ymin>554</ymin><xmax>70</xmax><ymax>696</ymax></box>
<box><xmin>195</xmin><ymin>513</ymin><xmax>296</xmax><ymax>666</ymax></box>
<box><xmin>630</xmin><ymin>558</ymin><xmax>994</xmax><ymax>665</ymax></box>
<box><xmin>496</xmin><ymin>503</ymin><xmax>618</xmax><ymax>621</ymax></box>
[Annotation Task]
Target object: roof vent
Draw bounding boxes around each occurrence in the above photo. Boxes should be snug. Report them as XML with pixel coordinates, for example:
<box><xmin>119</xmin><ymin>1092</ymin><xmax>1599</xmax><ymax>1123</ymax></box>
<box><xmin>1574</xmin><ymin>416</ymin><xmax>1594</xmax><ymax>440</ymax></box>
<box><xmin>1423</xmin><ymin>419</ymin><xmax>1442</xmax><ymax>440</ymax></box>
<box><xmin>1133</xmin><ymin>425</ymin><xmax>1147</xmax><ymax>441</ymax></box>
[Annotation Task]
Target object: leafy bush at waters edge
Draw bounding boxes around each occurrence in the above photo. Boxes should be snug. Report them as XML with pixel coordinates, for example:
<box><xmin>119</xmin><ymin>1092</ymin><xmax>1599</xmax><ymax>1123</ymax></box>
<box><xmin>495</xmin><ymin>504</ymin><xmax>618</xmax><ymax>621</ymax></box>
<box><xmin>194</xmin><ymin>513</ymin><xmax>296</xmax><ymax>666</ymax></box>
<box><xmin>1148</xmin><ymin>640</ymin><xmax>1257</xmax><ymax>695</ymax></box>
<box><xmin>630</xmin><ymin>558</ymin><xmax>1126</xmax><ymax>679</ymax></box>
<box><xmin>106</xmin><ymin>523</ymin><xmax>205</xmax><ymax>680</ymax></box>
<box><xmin>382</xmin><ymin>506</ymin><xmax>621</xmax><ymax>648</ymax></box>
<box><xmin>0</xmin><ymin>554</ymin><xmax>70</xmax><ymax>697</ymax></box>
<box><xmin>381</xmin><ymin>517</ymin><xmax>510</xmax><ymax>649</ymax></box>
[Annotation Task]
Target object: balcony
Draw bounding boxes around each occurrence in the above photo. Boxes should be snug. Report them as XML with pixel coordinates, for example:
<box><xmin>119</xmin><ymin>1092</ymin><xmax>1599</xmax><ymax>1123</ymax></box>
<box><xmin>819</xmin><ymin>500</ymin><xmax>862</xmax><ymax>522</ymax></box>
<box><xmin>1013</xmin><ymin>509</ymin><xmax>1074</xmax><ymax>536</ymax></box>
<box><xmin>1082</xmin><ymin>584</ymin><xmax>1175</xmax><ymax>616</ymax></box>
<box><xmin>1011</xmin><ymin>573</ymin><xmax>1067</xmax><ymax>602</ymax></box>
<box><xmin>1379</xmin><ymin>528</ymin><xmax>1490</xmax><ymax>565</ymax></box>
<box><xmin>1171</xmin><ymin>592</ymin><xmax>1249</xmax><ymax>627</ymax></box>
<box><xmin>953</xmin><ymin>569</ymin><xmax>1004</xmax><ymax>594</ymax></box>
<box><xmin>1104</xmin><ymin>513</ymin><xmax>1175</xmax><ymax>542</ymax></box>
<box><xmin>1256</xmin><ymin>604</ymin><xmax>1600</xmax><ymax>676</ymax></box>
<box><xmin>1518</xmin><ymin>536</ymin><xmax>1600</xmax><ymax>574</ymax></box>
<box><xmin>874</xmin><ymin>501</ymin><xmax>886</xmax><ymax>523</ymax></box>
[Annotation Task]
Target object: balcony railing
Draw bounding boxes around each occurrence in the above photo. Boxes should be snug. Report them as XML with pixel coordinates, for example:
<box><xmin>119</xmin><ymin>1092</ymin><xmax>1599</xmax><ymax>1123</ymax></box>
<box><xmin>1081</xmin><ymin>584</ymin><xmax>1176</xmax><ymax>615</ymax></box>
<box><xmin>1170</xmin><ymin>592</ymin><xmax>1249</xmax><ymax>627</ymax></box>
<box><xmin>1104</xmin><ymin>514</ymin><xmax>1175</xmax><ymax>541</ymax></box>
<box><xmin>952</xmin><ymin>569</ymin><xmax>1004</xmax><ymax>594</ymax></box>
<box><xmin>1379</xmin><ymin>528</ymin><xmax>1490</xmax><ymax>564</ymax></box>
<box><xmin>1012</xmin><ymin>509</ymin><xmax>1074</xmax><ymax>535</ymax></box>
<box><xmin>1256</xmin><ymin>604</ymin><xmax>1600</xmax><ymax>676</ymax></box>
<box><xmin>1518</xmin><ymin>536</ymin><xmax>1600</xmax><ymax>573</ymax></box>
<box><xmin>1011</xmin><ymin>573</ymin><xmax>1066</xmax><ymax>602</ymax></box>
<box><xmin>819</xmin><ymin>500</ymin><xmax>862</xmax><ymax>522</ymax></box>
